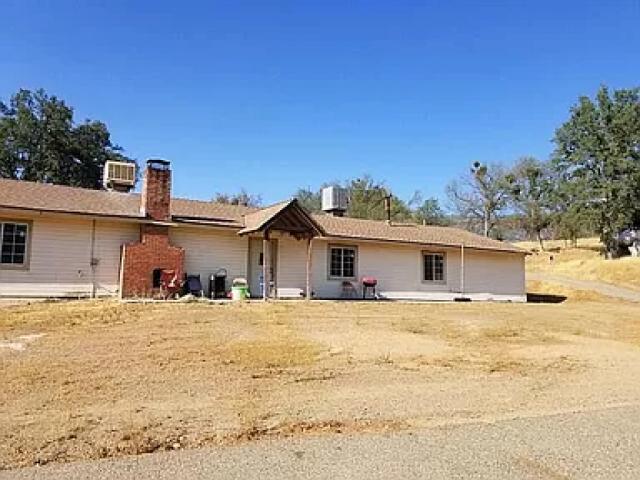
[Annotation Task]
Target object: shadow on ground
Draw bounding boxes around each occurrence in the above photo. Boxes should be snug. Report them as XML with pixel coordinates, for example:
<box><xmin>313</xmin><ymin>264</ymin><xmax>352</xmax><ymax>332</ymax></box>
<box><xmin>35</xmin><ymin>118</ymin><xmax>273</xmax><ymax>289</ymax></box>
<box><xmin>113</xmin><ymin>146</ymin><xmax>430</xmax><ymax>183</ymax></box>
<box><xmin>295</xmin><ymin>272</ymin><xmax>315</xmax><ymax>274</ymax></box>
<box><xmin>526</xmin><ymin>292</ymin><xmax>567</xmax><ymax>304</ymax></box>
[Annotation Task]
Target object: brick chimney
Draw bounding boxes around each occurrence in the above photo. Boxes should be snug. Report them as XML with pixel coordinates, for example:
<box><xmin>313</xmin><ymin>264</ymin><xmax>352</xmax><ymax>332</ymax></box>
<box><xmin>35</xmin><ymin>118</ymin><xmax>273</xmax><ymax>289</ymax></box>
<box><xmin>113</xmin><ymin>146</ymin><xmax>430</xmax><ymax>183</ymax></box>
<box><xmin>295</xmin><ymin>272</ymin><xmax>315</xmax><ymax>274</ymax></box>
<box><xmin>140</xmin><ymin>159</ymin><xmax>172</xmax><ymax>221</ymax></box>
<box><xmin>120</xmin><ymin>159</ymin><xmax>184</xmax><ymax>298</ymax></box>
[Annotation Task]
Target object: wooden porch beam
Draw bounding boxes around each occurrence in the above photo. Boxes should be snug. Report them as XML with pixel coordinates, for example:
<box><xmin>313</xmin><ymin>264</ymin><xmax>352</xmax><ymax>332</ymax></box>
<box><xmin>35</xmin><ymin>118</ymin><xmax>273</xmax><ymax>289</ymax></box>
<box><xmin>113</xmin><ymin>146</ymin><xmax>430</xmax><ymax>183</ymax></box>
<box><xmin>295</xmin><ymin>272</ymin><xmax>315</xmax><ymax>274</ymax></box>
<box><xmin>306</xmin><ymin>237</ymin><xmax>313</xmax><ymax>300</ymax></box>
<box><xmin>263</xmin><ymin>229</ymin><xmax>270</xmax><ymax>300</ymax></box>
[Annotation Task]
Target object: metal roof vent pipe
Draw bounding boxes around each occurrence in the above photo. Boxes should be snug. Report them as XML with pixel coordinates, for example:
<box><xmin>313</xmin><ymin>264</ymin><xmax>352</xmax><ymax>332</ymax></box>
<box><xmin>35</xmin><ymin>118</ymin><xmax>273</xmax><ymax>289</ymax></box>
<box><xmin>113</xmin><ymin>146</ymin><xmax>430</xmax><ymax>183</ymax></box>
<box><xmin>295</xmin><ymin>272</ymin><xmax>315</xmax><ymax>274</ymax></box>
<box><xmin>383</xmin><ymin>193</ymin><xmax>392</xmax><ymax>225</ymax></box>
<box><xmin>321</xmin><ymin>186</ymin><xmax>348</xmax><ymax>217</ymax></box>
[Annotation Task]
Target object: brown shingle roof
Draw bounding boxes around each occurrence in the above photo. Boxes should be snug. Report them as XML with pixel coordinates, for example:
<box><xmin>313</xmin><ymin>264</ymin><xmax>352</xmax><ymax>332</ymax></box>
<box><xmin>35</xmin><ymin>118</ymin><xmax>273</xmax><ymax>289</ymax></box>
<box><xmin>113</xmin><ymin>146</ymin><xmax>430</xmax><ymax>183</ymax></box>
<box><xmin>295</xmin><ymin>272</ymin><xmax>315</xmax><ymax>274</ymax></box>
<box><xmin>0</xmin><ymin>178</ymin><xmax>524</xmax><ymax>254</ymax></box>
<box><xmin>0</xmin><ymin>178</ymin><xmax>255</xmax><ymax>225</ymax></box>
<box><xmin>239</xmin><ymin>199</ymin><xmax>326</xmax><ymax>236</ymax></box>
<box><xmin>171</xmin><ymin>198</ymin><xmax>257</xmax><ymax>224</ymax></box>
<box><xmin>0</xmin><ymin>177</ymin><xmax>142</xmax><ymax>217</ymax></box>
<box><xmin>239</xmin><ymin>201</ymin><xmax>291</xmax><ymax>234</ymax></box>
<box><xmin>312</xmin><ymin>214</ymin><xmax>525</xmax><ymax>254</ymax></box>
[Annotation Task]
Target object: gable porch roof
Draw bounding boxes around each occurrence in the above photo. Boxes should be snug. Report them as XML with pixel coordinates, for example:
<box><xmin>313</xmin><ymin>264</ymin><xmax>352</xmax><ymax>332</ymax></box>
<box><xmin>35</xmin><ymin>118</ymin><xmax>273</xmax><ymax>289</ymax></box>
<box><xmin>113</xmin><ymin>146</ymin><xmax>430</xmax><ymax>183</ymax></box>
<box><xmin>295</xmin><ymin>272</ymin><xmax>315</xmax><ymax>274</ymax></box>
<box><xmin>238</xmin><ymin>199</ymin><xmax>325</xmax><ymax>238</ymax></box>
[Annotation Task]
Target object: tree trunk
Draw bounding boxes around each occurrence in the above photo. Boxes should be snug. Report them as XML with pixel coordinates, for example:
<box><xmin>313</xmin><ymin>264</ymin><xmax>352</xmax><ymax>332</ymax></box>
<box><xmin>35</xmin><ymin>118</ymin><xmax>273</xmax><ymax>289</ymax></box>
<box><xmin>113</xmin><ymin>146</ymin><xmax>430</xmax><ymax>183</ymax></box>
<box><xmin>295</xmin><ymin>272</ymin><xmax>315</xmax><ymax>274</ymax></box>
<box><xmin>483</xmin><ymin>210</ymin><xmax>490</xmax><ymax>237</ymax></box>
<box><xmin>570</xmin><ymin>232</ymin><xmax>578</xmax><ymax>248</ymax></box>
<box><xmin>536</xmin><ymin>230</ymin><xmax>545</xmax><ymax>252</ymax></box>
<box><xmin>603</xmin><ymin>232</ymin><xmax>618</xmax><ymax>259</ymax></box>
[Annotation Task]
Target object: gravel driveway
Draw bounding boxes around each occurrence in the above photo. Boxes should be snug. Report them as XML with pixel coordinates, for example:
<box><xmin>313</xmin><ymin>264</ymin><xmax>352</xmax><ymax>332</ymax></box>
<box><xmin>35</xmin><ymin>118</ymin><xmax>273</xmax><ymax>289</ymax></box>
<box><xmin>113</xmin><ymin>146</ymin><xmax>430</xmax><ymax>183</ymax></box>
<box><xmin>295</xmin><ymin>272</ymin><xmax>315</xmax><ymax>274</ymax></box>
<box><xmin>4</xmin><ymin>404</ymin><xmax>640</xmax><ymax>480</ymax></box>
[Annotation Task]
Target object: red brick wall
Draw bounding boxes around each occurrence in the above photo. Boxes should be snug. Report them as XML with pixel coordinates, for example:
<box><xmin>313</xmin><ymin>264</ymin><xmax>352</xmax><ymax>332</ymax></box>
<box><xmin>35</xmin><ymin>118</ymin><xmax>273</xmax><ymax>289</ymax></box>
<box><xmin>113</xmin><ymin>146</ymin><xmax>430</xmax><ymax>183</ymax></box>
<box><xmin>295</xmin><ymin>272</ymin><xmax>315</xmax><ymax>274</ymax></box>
<box><xmin>140</xmin><ymin>166</ymin><xmax>171</xmax><ymax>221</ymax></box>
<box><xmin>121</xmin><ymin>224</ymin><xmax>184</xmax><ymax>298</ymax></box>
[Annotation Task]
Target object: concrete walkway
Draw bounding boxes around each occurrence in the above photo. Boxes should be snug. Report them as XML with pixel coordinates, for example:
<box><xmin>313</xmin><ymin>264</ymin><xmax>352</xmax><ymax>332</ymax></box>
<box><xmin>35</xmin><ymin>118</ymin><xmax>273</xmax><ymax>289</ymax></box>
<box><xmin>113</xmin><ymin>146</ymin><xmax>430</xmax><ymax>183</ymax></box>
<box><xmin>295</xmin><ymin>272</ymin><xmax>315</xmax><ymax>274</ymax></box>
<box><xmin>528</xmin><ymin>272</ymin><xmax>640</xmax><ymax>302</ymax></box>
<box><xmin>4</xmin><ymin>405</ymin><xmax>640</xmax><ymax>480</ymax></box>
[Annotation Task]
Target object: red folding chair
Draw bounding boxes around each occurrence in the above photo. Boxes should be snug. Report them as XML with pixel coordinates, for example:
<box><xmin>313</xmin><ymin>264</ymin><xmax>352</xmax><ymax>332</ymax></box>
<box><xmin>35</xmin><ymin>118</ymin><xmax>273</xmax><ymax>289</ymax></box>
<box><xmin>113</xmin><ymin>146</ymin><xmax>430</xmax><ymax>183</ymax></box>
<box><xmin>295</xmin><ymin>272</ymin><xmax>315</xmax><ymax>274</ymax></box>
<box><xmin>160</xmin><ymin>269</ymin><xmax>183</xmax><ymax>299</ymax></box>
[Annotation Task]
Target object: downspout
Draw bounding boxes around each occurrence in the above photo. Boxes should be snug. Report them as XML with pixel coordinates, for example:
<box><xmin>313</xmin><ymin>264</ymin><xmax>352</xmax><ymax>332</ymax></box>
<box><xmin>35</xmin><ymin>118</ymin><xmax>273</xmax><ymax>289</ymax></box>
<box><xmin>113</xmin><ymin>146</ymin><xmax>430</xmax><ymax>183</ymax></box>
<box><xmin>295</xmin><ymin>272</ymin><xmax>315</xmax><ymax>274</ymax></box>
<box><xmin>90</xmin><ymin>219</ymin><xmax>97</xmax><ymax>298</ymax></box>
<box><xmin>118</xmin><ymin>244</ymin><xmax>127</xmax><ymax>300</ymax></box>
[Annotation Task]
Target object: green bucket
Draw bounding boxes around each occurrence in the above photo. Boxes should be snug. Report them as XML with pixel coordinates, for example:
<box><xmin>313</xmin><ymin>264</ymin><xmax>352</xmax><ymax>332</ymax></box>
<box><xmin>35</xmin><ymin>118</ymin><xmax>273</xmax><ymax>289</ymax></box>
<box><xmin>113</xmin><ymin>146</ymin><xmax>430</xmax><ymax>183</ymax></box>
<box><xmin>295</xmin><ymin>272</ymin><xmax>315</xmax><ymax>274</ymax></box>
<box><xmin>231</xmin><ymin>285</ymin><xmax>249</xmax><ymax>301</ymax></box>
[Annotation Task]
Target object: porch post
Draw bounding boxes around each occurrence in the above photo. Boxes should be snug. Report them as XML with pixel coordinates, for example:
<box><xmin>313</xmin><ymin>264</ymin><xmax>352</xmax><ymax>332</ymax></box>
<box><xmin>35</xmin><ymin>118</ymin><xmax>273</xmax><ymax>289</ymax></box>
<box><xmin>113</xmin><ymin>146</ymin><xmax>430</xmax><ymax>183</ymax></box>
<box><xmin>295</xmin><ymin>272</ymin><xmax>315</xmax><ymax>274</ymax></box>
<box><xmin>460</xmin><ymin>243</ymin><xmax>465</xmax><ymax>294</ymax></box>
<box><xmin>263</xmin><ymin>230</ymin><xmax>270</xmax><ymax>300</ymax></box>
<box><xmin>306</xmin><ymin>237</ymin><xmax>313</xmax><ymax>300</ymax></box>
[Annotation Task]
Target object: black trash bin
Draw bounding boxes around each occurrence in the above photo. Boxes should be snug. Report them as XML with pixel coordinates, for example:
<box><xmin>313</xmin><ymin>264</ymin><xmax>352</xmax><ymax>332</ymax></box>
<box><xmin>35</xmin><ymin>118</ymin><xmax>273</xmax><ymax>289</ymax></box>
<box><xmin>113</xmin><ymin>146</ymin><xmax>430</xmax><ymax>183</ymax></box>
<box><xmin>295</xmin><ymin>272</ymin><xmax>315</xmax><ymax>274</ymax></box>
<box><xmin>211</xmin><ymin>268</ymin><xmax>227</xmax><ymax>299</ymax></box>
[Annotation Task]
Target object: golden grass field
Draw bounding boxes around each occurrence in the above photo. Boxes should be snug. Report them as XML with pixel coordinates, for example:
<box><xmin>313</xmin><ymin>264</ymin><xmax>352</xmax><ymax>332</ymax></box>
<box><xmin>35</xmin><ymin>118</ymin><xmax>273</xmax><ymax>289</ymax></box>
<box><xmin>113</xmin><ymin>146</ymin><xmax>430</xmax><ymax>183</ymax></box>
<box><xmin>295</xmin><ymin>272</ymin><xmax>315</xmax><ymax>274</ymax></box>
<box><xmin>517</xmin><ymin>237</ymin><xmax>640</xmax><ymax>291</ymax></box>
<box><xmin>2</xmin><ymin>295</ymin><xmax>640</xmax><ymax>470</ymax></box>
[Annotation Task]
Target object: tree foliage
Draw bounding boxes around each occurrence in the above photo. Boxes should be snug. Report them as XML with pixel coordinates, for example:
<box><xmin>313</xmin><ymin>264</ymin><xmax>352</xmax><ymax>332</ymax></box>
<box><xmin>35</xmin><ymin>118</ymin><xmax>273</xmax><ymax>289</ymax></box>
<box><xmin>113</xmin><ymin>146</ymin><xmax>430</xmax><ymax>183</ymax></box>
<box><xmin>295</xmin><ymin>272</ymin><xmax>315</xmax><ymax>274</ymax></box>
<box><xmin>409</xmin><ymin>192</ymin><xmax>448</xmax><ymax>226</ymax></box>
<box><xmin>446</xmin><ymin>162</ymin><xmax>510</xmax><ymax>237</ymax></box>
<box><xmin>507</xmin><ymin>157</ymin><xmax>554</xmax><ymax>250</ymax></box>
<box><xmin>346</xmin><ymin>176</ymin><xmax>412</xmax><ymax>221</ymax></box>
<box><xmin>0</xmin><ymin>89</ymin><xmax>135</xmax><ymax>188</ymax></box>
<box><xmin>294</xmin><ymin>176</ymin><xmax>428</xmax><ymax>223</ymax></box>
<box><xmin>541</xmin><ymin>164</ymin><xmax>597</xmax><ymax>246</ymax></box>
<box><xmin>553</xmin><ymin>85</ymin><xmax>640</xmax><ymax>255</ymax></box>
<box><xmin>293</xmin><ymin>184</ymin><xmax>331</xmax><ymax>213</ymax></box>
<box><xmin>213</xmin><ymin>188</ymin><xmax>262</xmax><ymax>207</ymax></box>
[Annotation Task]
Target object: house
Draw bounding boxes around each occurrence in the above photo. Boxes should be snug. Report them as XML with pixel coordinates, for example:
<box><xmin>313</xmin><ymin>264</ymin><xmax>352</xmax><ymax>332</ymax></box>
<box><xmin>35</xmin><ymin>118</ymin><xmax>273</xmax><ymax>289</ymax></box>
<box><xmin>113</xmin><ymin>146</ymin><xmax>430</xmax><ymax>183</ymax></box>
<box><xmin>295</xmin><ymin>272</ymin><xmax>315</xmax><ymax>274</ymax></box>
<box><xmin>0</xmin><ymin>160</ymin><xmax>527</xmax><ymax>301</ymax></box>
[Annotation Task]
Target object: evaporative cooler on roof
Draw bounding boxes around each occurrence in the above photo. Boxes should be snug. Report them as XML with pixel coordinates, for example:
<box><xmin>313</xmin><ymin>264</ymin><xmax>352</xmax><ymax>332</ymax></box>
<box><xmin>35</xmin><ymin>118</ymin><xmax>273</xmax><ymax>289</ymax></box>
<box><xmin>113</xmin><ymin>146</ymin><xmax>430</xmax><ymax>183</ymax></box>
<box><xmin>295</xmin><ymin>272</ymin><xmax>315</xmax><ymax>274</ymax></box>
<box><xmin>321</xmin><ymin>186</ymin><xmax>348</xmax><ymax>217</ymax></box>
<box><xmin>103</xmin><ymin>160</ymin><xmax>136</xmax><ymax>192</ymax></box>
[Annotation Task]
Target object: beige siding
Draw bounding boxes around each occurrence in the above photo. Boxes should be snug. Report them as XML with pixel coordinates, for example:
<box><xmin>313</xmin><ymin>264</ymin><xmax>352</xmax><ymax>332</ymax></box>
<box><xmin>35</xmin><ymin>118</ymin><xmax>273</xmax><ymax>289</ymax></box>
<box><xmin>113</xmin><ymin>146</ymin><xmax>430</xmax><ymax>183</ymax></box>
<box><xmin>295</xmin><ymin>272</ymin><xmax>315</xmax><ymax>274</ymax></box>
<box><xmin>0</xmin><ymin>215</ymin><xmax>138</xmax><ymax>297</ymax></box>
<box><xmin>1</xmin><ymin>211</ymin><xmax>525</xmax><ymax>301</ymax></box>
<box><xmin>1</xmin><ymin>217</ymin><xmax>249</xmax><ymax>298</ymax></box>
<box><xmin>463</xmin><ymin>249</ymin><xmax>525</xmax><ymax>296</ymax></box>
<box><xmin>93</xmin><ymin>221</ymin><xmax>139</xmax><ymax>295</ymax></box>
<box><xmin>275</xmin><ymin>238</ymin><xmax>525</xmax><ymax>301</ymax></box>
<box><xmin>309</xmin><ymin>239</ymin><xmax>462</xmax><ymax>299</ymax></box>
<box><xmin>169</xmin><ymin>226</ymin><xmax>248</xmax><ymax>296</ymax></box>
<box><xmin>276</xmin><ymin>235</ymin><xmax>308</xmax><ymax>292</ymax></box>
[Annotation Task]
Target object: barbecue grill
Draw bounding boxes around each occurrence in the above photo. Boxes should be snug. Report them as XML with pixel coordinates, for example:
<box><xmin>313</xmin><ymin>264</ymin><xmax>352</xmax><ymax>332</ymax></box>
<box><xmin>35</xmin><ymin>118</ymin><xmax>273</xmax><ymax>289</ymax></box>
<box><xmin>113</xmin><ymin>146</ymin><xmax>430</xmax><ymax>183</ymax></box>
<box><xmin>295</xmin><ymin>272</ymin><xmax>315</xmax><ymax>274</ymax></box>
<box><xmin>361</xmin><ymin>276</ymin><xmax>377</xmax><ymax>299</ymax></box>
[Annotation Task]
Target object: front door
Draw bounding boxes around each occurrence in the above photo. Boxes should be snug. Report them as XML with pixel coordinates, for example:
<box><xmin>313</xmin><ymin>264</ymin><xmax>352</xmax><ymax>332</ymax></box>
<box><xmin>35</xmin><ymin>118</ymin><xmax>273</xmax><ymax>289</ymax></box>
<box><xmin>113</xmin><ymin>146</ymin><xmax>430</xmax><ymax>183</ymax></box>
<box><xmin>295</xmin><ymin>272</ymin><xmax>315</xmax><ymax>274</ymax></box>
<box><xmin>249</xmin><ymin>238</ymin><xmax>278</xmax><ymax>297</ymax></box>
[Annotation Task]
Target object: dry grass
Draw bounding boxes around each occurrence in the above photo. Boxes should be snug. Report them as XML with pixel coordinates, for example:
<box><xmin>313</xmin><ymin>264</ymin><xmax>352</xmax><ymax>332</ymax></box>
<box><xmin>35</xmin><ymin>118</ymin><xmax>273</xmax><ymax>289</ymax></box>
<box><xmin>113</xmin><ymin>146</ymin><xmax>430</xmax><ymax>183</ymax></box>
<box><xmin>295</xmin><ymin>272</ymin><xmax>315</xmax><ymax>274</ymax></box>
<box><xmin>517</xmin><ymin>237</ymin><xmax>640</xmax><ymax>291</ymax></box>
<box><xmin>3</xmin><ymin>299</ymin><xmax>640</xmax><ymax>470</ymax></box>
<box><xmin>517</xmin><ymin>237</ymin><xmax>602</xmax><ymax>252</ymax></box>
<box><xmin>223</xmin><ymin>340</ymin><xmax>319</xmax><ymax>368</ymax></box>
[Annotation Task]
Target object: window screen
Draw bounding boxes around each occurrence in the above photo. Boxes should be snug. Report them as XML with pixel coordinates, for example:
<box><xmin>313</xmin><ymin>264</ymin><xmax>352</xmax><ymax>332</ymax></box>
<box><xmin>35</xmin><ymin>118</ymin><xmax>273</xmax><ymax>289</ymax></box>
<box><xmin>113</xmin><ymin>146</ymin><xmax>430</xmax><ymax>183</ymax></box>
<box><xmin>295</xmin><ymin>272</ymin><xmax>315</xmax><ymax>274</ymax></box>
<box><xmin>329</xmin><ymin>246</ymin><xmax>356</xmax><ymax>278</ymax></box>
<box><xmin>424</xmin><ymin>253</ymin><xmax>444</xmax><ymax>282</ymax></box>
<box><xmin>1</xmin><ymin>222</ymin><xmax>28</xmax><ymax>266</ymax></box>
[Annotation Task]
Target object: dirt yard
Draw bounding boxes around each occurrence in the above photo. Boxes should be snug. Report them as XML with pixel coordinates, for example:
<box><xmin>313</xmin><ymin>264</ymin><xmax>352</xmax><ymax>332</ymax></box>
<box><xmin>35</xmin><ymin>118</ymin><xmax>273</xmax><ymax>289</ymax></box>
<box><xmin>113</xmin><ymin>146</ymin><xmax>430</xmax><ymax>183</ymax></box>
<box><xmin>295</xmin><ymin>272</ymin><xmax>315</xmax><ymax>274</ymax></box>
<box><xmin>2</xmin><ymin>296</ymin><xmax>640</xmax><ymax>470</ymax></box>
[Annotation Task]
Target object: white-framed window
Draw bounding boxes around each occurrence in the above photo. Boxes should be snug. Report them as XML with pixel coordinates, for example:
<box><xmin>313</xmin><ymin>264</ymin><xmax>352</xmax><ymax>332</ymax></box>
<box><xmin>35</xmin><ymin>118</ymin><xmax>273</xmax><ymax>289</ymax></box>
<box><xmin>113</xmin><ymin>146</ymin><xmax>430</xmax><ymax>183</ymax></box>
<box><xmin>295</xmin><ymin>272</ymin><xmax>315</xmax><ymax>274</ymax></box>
<box><xmin>1</xmin><ymin>221</ymin><xmax>30</xmax><ymax>269</ymax></box>
<box><xmin>328</xmin><ymin>245</ymin><xmax>357</xmax><ymax>279</ymax></box>
<box><xmin>423</xmin><ymin>252</ymin><xmax>445</xmax><ymax>282</ymax></box>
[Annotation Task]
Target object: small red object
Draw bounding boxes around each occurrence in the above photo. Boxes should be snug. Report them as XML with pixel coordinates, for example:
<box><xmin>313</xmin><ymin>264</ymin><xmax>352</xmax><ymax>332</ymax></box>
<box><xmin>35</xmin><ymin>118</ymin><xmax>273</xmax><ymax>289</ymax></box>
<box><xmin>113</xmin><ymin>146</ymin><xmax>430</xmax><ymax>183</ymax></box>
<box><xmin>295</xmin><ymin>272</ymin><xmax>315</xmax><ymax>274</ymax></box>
<box><xmin>361</xmin><ymin>276</ymin><xmax>377</xmax><ymax>300</ymax></box>
<box><xmin>160</xmin><ymin>269</ymin><xmax>183</xmax><ymax>299</ymax></box>
<box><xmin>361</xmin><ymin>276</ymin><xmax>377</xmax><ymax>287</ymax></box>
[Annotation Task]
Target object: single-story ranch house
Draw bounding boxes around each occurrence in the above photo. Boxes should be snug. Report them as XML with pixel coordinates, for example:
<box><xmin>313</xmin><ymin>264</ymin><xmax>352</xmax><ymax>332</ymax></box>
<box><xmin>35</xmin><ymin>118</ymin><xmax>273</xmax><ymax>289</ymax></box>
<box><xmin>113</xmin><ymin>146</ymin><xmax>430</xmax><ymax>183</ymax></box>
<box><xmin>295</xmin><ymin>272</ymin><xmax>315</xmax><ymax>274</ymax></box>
<box><xmin>0</xmin><ymin>160</ymin><xmax>527</xmax><ymax>301</ymax></box>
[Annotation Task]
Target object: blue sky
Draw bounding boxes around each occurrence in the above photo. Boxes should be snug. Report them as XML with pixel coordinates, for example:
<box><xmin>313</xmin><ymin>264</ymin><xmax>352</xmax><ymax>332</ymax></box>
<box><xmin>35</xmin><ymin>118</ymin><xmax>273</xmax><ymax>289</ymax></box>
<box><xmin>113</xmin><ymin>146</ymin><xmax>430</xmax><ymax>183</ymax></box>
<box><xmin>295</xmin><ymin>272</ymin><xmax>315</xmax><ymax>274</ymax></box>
<box><xmin>1</xmin><ymin>0</ymin><xmax>638</xmax><ymax>205</ymax></box>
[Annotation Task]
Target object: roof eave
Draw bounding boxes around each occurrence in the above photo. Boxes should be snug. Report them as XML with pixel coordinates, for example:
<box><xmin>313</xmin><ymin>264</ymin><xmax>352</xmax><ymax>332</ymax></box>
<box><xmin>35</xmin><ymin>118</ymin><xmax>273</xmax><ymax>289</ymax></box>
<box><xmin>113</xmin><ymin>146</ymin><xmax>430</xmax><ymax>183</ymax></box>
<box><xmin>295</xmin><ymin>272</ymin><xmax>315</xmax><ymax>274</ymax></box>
<box><xmin>0</xmin><ymin>204</ymin><xmax>144</xmax><ymax>222</ymax></box>
<box><xmin>315</xmin><ymin>233</ymin><xmax>526</xmax><ymax>254</ymax></box>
